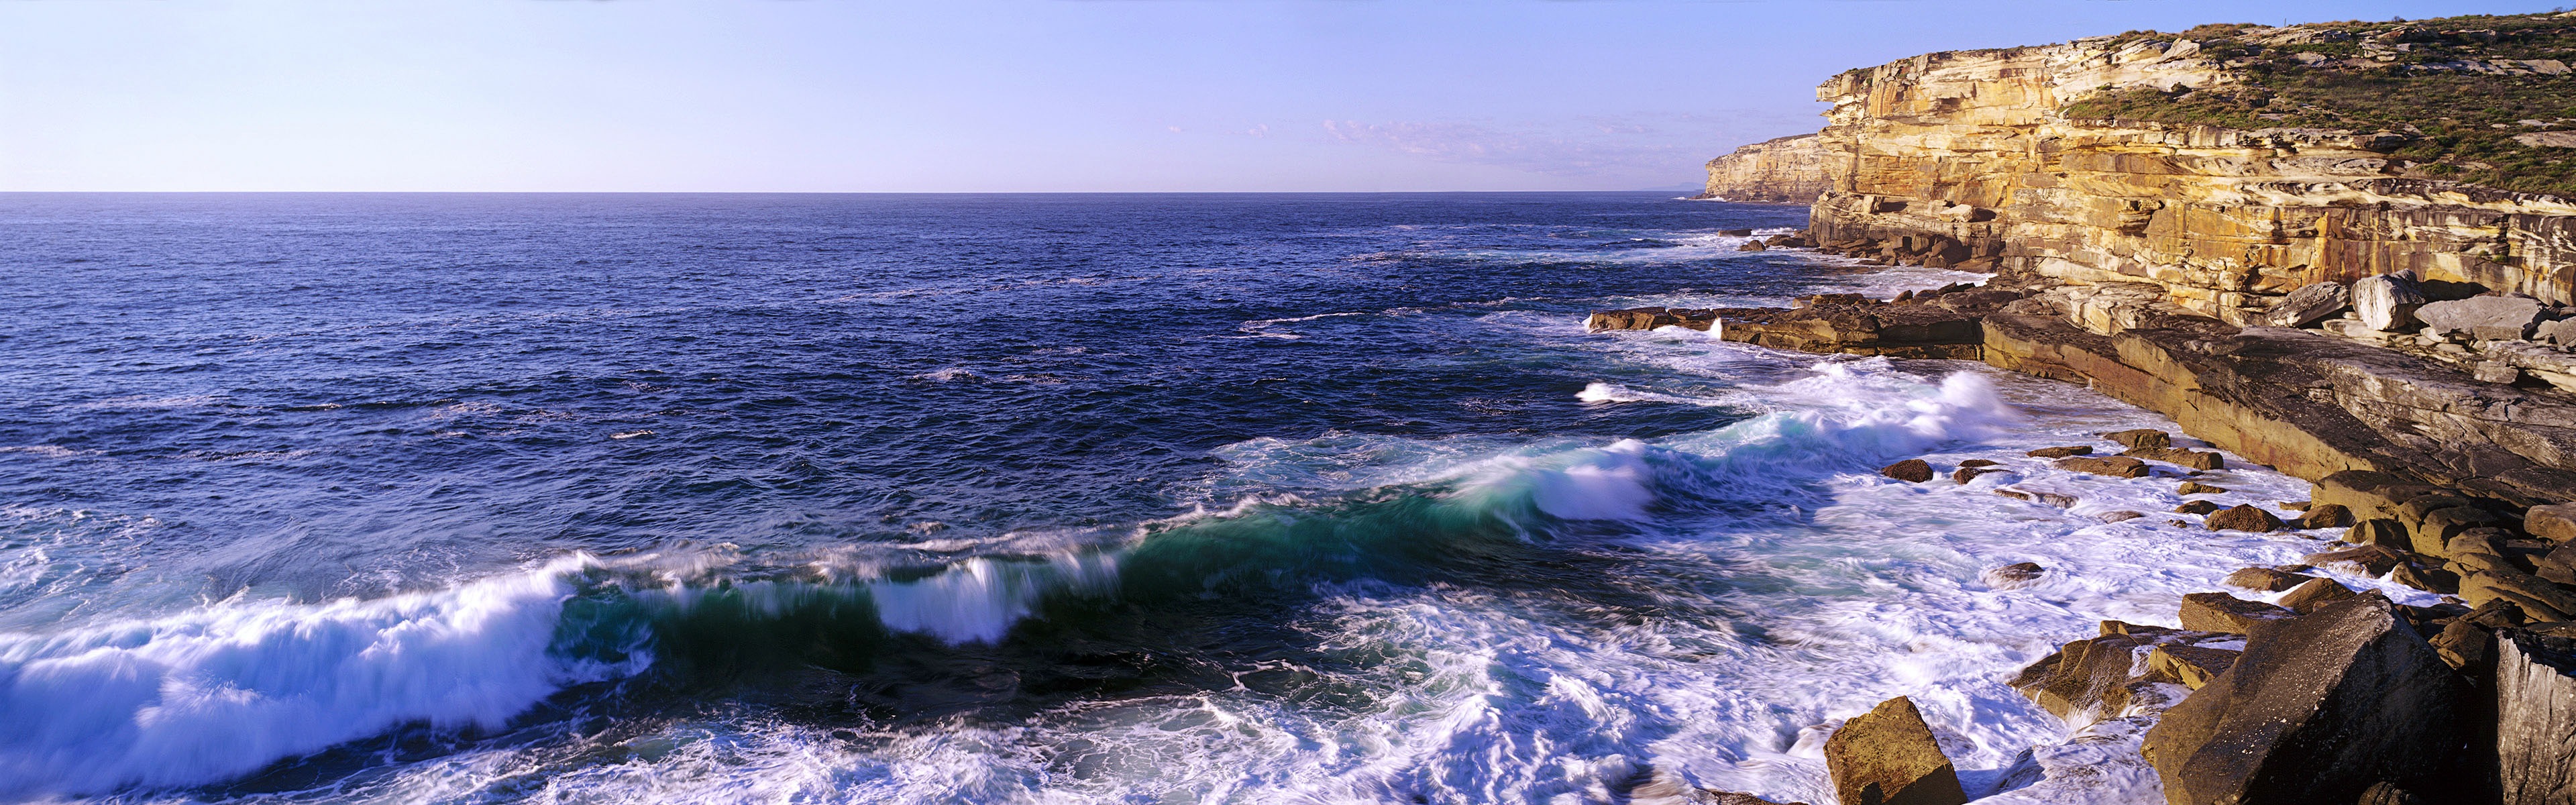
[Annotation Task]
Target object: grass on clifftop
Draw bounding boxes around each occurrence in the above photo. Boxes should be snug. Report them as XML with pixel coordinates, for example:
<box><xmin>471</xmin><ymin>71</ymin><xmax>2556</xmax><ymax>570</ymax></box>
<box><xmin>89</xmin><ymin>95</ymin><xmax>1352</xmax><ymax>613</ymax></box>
<box><xmin>2057</xmin><ymin>12</ymin><xmax>2576</xmax><ymax>196</ymax></box>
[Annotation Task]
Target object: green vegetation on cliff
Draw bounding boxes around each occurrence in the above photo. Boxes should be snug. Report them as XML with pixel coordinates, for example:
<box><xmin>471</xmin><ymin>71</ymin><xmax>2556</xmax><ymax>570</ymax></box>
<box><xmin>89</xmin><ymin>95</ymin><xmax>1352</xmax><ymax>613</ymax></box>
<box><xmin>2059</xmin><ymin>13</ymin><xmax>2576</xmax><ymax>196</ymax></box>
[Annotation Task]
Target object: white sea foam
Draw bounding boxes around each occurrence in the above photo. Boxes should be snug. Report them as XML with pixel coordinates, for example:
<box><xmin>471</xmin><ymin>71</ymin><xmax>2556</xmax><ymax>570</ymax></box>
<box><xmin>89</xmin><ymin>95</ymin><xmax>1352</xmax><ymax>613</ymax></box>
<box><xmin>865</xmin><ymin>553</ymin><xmax>1119</xmax><ymax>644</ymax></box>
<box><xmin>0</xmin><ymin>557</ymin><xmax>640</xmax><ymax>798</ymax></box>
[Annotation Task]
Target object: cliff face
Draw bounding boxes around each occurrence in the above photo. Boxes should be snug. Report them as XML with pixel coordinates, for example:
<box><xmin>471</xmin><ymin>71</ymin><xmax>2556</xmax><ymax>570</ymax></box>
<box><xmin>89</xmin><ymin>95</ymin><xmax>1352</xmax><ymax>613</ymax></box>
<box><xmin>1699</xmin><ymin>134</ymin><xmax>1831</xmax><ymax>203</ymax></box>
<box><xmin>1768</xmin><ymin>32</ymin><xmax>2576</xmax><ymax>319</ymax></box>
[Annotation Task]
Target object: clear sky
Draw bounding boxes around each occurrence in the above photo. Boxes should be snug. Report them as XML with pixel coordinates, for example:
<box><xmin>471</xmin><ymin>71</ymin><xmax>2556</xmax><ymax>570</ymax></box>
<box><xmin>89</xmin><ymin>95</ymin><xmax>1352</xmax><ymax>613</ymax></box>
<box><xmin>0</xmin><ymin>0</ymin><xmax>2550</xmax><ymax>192</ymax></box>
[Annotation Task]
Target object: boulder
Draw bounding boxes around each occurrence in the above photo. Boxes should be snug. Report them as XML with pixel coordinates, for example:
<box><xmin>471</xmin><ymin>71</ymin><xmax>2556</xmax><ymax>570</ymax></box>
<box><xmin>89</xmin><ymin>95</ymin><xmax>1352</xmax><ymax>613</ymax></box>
<box><xmin>2418</xmin><ymin>506</ymin><xmax>2506</xmax><ymax>555</ymax></box>
<box><xmin>2149</xmin><ymin>644</ymin><xmax>2240</xmax><ymax>689</ymax></box>
<box><xmin>1736</xmin><ymin>240</ymin><xmax>1768</xmax><ymax>252</ymax></box>
<box><xmin>2497</xmin><ymin>627</ymin><xmax>2576</xmax><ymax>804</ymax></box>
<box><xmin>2208</xmin><ymin>504</ymin><xmax>2286</xmax><ymax>532</ymax></box>
<box><xmin>2178</xmin><ymin>481</ymin><xmax>2229</xmax><ymax>495</ymax></box>
<box><xmin>2536</xmin><ymin>317</ymin><xmax>2576</xmax><ymax>345</ymax></box>
<box><xmin>2431</xmin><ymin>618</ymin><xmax>2498</xmax><ymax>673</ymax></box>
<box><xmin>2224</xmin><ymin>566</ymin><xmax>2313</xmax><ymax>592</ymax></box>
<box><xmin>1952</xmin><ymin>466</ymin><xmax>2004</xmax><ymax>484</ymax></box>
<box><xmin>2353</xmin><ymin>272</ymin><xmax>2430</xmax><ymax>331</ymax></box>
<box><xmin>2528</xmin><ymin>502</ymin><xmax>2576</xmax><ymax>543</ymax></box>
<box><xmin>2180</xmin><ymin>592</ymin><xmax>2294</xmax><ymax>633</ymax></box>
<box><xmin>1879</xmin><ymin>459</ymin><xmax>1935</xmax><ymax>482</ymax></box>
<box><xmin>2176</xmin><ymin>500</ymin><xmax>2224</xmax><ymax>515</ymax></box>
<box><xmin>2538</xmin><ymin>542</ymin><xmax>2576</xmax><ymax>586</ymax></box>
<box><xmin>2296</xmin><ymin>503</ymin><xmax>2351</xmax><ymax>529</ymax></box>
<box><xmin>2143</xmin><ymin>596</ymin><xmax>2469</xmax><ymax>805</ymax></box>
<box><xmin>2418</xmin><ymin>295</ymin><xmax>2548</xmax><ymax>341</ymax></box>
<box><xmin>2278</xmin><ymin>577</ymin><xmax>2361</xmax><ymax>612</ymax></box>
<box><xmin>2265</xmin><ymin>282</ymin><xmax>2351</xmax><ymax>328</ymax></box>
<box><xmin>2303</xmin><ymin>544</ymin><xmax>2410</xmax><ymax>576</ymax></box>
<box><xmin>2127</xmin><ymin>446</ymin><xmax>2224</xmax><ymax>470</ymax></box>
<box><xmin>2106</xmin><ymin>429</ymin><xmax>2173</xmax><ymax>450</ymax></box>
<box><xmin>2099</xmin><ymin>511</ymin><xmax>2147</xmax><ymax>523</ymax></box>
<box><xmin>2345</xmin><ymin>519</ymin><xmax>2410</xmax><ymax>548</ymax></box>
<box><xmin>1823</xmin><ymin>696</ymin><xmax>1968</xmax><ymax>805</ymax></box>
<box><xmin>1958</xmin><ymin>459</ymin><xmax>1998</xmax><ymax>468</ymax></box>
<box><xmin>2055</xmin><ymin>455</ymin><xmax>2150</xmax><ymax>478</ymax></box>
<box><xmin>2026</xmin><ymin>445</ymin><xmax>2092</xmax><ymax>458</ymax></box>
<box><xmin>2477</xmin><ymin>361</ymin><xmax>2524</xmax><ymax>384</ymax></box>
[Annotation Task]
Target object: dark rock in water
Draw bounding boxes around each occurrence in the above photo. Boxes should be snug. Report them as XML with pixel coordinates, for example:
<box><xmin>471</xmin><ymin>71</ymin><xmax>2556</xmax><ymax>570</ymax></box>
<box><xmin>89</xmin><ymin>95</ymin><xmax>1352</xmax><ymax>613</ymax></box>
<box><xmin>2345</xmin><ymin>519</ymin><xmax>2410</xmax><ymax>548</ymax></box>
<box><xmin>2027</xmin><ymin>445</ymin><xmax>2092</xmax><ymax>458</ymax></box>
<box><xmin>2178</xmin><ymin>481</ymin><xmax>2229</xmax><ymax>496</ymax></box>
<box><xmin>1585</xmin><ymin>307</ymin><xmax>1719</xmax><ymax>333</ymax></box>
<box><xmin>2126</xmin><ymin>445</ymin><xmax>2224</xmax><ymax>470</ymax></box>
<box><xmin>2207</xmin><ymin>504</ymin><xmax>2286</xmax><ymax>532</ymax></box>
<box><xmin>2277</xmin><ymin>577</ymin><xmax>2361</xmax><ymax>613</ymax></box>
<box><xmin>2179</xmin><ymin>592</ymin><xmax>2293</xmax><ymax>634</ymax></box>
<box><xmin>2224</xmin><ymin>567</ymin><xmax>2312</xmax><ymax>592</ymax></box>
<box><xmin>1984</xmin><ymin>561</ymin><xmax>2045</xmax><ymax>588</ymax></box>
<box><xmin>2264</xmin><ymin>281</ymin><xmax>2351</xmax><ymax>328</ymax></box>
<box><xmin>2296</xmin><ymin>503</ymin><xmax>2352</xmax><ymax>529</ymax></box>
<box><xmin>1952</xmin><ymin>466</ymin><xmax>2004</xmax><ymax>484</ymax></box>
<box><xmin>2105</xmin><ymin>428</ymin><xmax>2172</xmax><ymax>451</ymax></box>
<box><xmin>2143</xmin><ymin>596</ymin><xmax>2469</xmax><ymax>805</ymax></box>
<box><xmin>1823</xmin><ymin>696</ymin><xmax>1968</xmax><ymax>805</ymax></box>
<box><xmin>1958</xmin><ymin>459</ymin><xmax>1999</xmax><ymax>468</ymax></box>
<box><xmin>1994</xmin><ymin>489</ymin><xmax>2032</xmax><ymax>502</ymax></box>
<box><xmin>2054</xmin><ymin>455</ymin><xmax>2149</xmax><ymax>478</ymax></box>
<box><xmin>2098</xmin><ymin>510</ymin><xmax>2147</xmax><ymax>523</ymax></box>
<box><xmin>2497</xmin><ymin>627</ymin><xmax>2576</xmax><ymax>803</ymax></box>
<box><xmin>2148</xmin><ymin>644</ymin><xmax>2240</xmax><ymax>690</ymax></box>
<box><xmin>1716</xmin><ymin>228</ymin><xmax>1756</xmax><ymax>237</ymax></box>
<box><xmin>1880</xmin><ymin>459</ymin><xmax>1935</xmax><ymax>483</ymax></box>
<box><xmin>2302</xmin><ymin>544</ymin><xmax>2410</xmax><ymax>576</ymax></box>
<box><xmin>1736</xmin><ymin>240</ymin><xmax>1768</xmax><ymax>252</ymax></box>
<box><xmin>2176</xmin><ymin>500</ymin><xmax>2224</xmax><ymax>515</ymax></box>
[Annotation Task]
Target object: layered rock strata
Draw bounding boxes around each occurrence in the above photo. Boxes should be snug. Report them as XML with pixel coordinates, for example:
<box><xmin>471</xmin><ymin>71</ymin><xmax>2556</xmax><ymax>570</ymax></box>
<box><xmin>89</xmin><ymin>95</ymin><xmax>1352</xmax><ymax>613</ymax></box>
<box><xmin>1715</xmin><ymin>28</ymin><xmax>2576</xmax><ymax>319</ymax></box>
<box><xmin>1697</xmin><ymin>133</ymin><xmax>1832</xmax><ymax>204</ymax></box>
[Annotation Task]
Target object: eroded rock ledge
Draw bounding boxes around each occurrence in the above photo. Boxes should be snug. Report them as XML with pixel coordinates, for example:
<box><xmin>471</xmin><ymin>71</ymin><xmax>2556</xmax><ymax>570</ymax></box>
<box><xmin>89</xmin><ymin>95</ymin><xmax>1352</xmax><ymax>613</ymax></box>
<box><xmin>1593</xmin><ymin>252</ymin><xmax>2576</xmax><ymax>803</ymax></box>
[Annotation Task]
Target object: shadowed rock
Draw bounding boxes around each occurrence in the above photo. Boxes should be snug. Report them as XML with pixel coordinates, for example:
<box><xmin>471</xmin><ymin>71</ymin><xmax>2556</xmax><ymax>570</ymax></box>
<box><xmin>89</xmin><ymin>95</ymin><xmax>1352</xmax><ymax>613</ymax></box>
<box><xmin>2106</xmin><ymin>429</ymin><xmax>2173</xmax><ymax>451</ymax></box>
<box><xmin>2265</xmin><ymin>281</ymin><xmax>2350</xmax><ymax>328</ymax></box>
<box><xmin>2143</xmin><ymin>596</ymin><xmax>2469</xmax><ymax>805</ymax></box>
<box><xmin>2027</xmin><ymin>445</ymin><xmax>2092</xmax><ymax>458</ymax></box>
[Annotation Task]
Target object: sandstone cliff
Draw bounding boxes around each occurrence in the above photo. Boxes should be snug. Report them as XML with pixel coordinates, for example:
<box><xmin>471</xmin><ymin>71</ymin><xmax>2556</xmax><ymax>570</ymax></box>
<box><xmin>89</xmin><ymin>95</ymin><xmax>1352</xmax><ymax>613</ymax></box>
<box><xmin>1697</xmin><ymin>134</ymin><xmax>1831</xmax><ymax>203</ymax></box>
<box><xmin>1705</xmin><ymin>15</ymin><xmax>2576</xmax><ymax>319</ymax></box>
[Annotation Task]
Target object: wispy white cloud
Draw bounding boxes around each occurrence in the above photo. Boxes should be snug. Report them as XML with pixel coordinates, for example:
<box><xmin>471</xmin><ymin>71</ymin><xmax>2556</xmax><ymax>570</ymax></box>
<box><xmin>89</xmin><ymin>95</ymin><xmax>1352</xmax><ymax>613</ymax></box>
<box><xmin>1321</xmin><ymin>111</ymin><xmax>1817</xmax><ymax>182</ymax></box>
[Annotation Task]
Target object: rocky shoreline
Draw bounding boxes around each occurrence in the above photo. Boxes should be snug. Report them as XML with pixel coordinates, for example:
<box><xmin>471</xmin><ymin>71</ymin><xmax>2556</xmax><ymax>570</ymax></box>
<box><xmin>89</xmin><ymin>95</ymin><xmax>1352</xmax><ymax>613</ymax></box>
<box><xmin>1593</xmin><ymin>247</ymin><xmax>2576</xmax><ymax>804</ymax></box>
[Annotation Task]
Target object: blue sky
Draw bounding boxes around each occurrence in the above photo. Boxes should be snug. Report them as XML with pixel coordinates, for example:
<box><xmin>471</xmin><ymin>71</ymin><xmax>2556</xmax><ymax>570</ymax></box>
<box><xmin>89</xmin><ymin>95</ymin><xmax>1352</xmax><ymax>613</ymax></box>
<box><xmin>0</xmin><ymin>1</ymin><xmax>2547</xmax><ymax>192</ymax></box>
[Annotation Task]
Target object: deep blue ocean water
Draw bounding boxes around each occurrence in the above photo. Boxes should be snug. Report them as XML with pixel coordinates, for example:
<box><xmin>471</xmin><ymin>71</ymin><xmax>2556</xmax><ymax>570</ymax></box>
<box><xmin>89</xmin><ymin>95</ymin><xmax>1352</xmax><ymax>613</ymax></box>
<box><xmin>0</xmin><ymin>193</ymin><xmax>2342</xmax><ymax>804</ymax></box>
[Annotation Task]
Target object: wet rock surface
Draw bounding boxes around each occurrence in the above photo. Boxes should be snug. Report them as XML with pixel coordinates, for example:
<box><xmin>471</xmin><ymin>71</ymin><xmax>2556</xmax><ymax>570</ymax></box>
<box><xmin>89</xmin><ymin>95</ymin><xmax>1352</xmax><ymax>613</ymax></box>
<box><xmin>1822</xmin><ymin>696</ymin><xmax>1968</xmax><ymax>805</ymax></box>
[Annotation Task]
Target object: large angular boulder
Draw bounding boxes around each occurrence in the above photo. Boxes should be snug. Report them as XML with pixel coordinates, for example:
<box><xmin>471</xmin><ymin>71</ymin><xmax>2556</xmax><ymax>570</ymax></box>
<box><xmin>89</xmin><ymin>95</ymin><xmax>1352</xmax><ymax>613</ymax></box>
<box><xmin>2353</xmin><ymin>272</ymin><xmax>2430</xmax><ymax>332</ymax></box>
<box><xmin>2143</xmin><ymin>596</ymin><xmax>2469</xmax><ymax>805</ymax></box>
<box><xmin>2528</xmin><ymin>502</ymin><xmax>2576</xmax><ymax>543</ymax></box>
<box><xmin>1823</xmin><ymin>696</ymin><xmax>1968</xmax><ymax>805</ymax></box>
<box><xmin>2496</xmin><ymin>627</ymin><xmax>2576</xmax><ymax>804</ymax></box>
<box><xmin>2265</xmin><ymin>282</ymin><xmax>2351</xmax><ymax>328</ymax></box>
<box><xmin>2418</xmin><ymin>295</ymin><xmax>2548</xmax><ymax>341</ymax></box>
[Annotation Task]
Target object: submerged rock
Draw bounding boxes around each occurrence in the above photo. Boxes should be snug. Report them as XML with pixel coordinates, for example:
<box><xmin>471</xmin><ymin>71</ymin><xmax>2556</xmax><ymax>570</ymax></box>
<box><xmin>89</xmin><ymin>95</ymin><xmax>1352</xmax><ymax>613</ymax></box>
<box><xmin>2054</xmin><ymin>455</ymin><xmax>2150</xmax><ymax>478</ymax></box>
<box><xmin>2178</xmin><ymin>481</ymin><xmax>2229</xmax><ymax>495</ymax></box>
<box><xmin>1822</xmin><ymin>696</ymin><xmax>1968</xmax><ymax>805</ymax></box>
<box><xmin>2176</xmin><ymin>500</ymin><xmax>2224</xmax><ymax>515</ymax></box>
<box><xmin>2143</xmin><ymin>596</ymin><xmax>2469</xmax><ymax>805</ymax></box>
<box><xmin>2027</xmin><ymin>445</ymin><xmax>2092</xmax><ymax>458</ymax></box>
<box><xmin>1984</xmin><ymin>561</ymin><xmax>2047</xmax><ymax>588</ymax></box>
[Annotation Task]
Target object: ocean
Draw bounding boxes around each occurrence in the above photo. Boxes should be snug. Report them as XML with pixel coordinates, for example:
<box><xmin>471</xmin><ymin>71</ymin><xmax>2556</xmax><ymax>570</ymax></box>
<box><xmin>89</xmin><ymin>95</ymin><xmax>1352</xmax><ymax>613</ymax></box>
<box><xmin>0</xmin><ymin>193</ymin><xmax>2379</xmax><ymax>804</ymax></box>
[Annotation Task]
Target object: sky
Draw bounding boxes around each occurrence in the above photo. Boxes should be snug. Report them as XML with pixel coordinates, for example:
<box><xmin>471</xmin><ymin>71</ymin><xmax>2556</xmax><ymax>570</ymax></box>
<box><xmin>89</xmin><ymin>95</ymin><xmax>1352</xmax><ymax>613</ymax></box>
<box><xmin>0</xmin><ymin>0</ymin><xmax>2552</xmax><ymax>193</ymax></box>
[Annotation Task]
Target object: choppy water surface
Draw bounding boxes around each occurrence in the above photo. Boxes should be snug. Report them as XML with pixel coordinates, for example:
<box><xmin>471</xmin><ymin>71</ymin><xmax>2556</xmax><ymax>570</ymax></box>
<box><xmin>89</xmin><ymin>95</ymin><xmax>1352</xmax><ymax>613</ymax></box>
<box><xmin>0</xmin><ymin>193</ymin><xmax>2387</xmax><ymax>804</ymax></box>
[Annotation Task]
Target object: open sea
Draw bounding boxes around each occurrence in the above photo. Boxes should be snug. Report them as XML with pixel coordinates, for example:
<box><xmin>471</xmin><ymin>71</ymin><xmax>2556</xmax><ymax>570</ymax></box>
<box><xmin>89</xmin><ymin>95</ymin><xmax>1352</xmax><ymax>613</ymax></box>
<box><xmin>0</xmin><ymin>193</ymin><xmax>2405</xmax><ymax>804</ymax></box>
